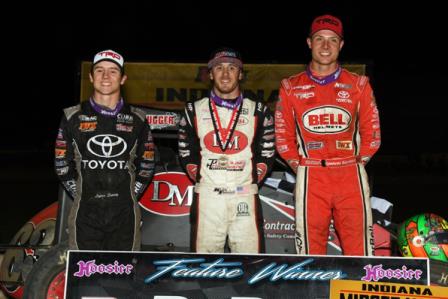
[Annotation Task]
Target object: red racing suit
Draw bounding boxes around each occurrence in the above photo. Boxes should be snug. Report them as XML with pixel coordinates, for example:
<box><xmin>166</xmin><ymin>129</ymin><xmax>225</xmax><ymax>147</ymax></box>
<box><xmin>275</xmin><ymin>67</ymin><xmax>381</xmax><ymax>256</ymax></box>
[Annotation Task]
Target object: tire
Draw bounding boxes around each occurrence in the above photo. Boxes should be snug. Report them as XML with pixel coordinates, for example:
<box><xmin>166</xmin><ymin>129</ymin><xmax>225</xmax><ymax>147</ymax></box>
<box><xmin>22</xmin><ymin>241</ymin><xmax>68</xmax><ymax>299</ymax></box>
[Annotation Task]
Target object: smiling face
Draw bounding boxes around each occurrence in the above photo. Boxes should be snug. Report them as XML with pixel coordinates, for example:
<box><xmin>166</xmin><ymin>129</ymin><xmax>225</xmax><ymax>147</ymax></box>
<box><xmin>89</xmin><ymin>61</ymin><xmax>127</xmax><ymax>97</ymax></box>
<box><xmin>307</xmin><ymin>29</ymin><xmax>344</xmax><ymax>71</ymax></box>
<box><xmin>209</xmin><ymin>62</ymin><xmax>243</xmax><ymax>99</ymax></box>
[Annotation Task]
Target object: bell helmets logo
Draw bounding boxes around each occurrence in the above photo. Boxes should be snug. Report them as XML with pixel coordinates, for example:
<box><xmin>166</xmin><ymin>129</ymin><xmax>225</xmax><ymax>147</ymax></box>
<box><xmin>87</xmin><ymin>134</ymin><xmax>127</xmax><ymax>158</ymax></box>
<box><xmin>204</xmin><ymin>130</ymin><xmax>248</xmax><ymax>154</ymax></box>
<box><xmin>139</xmin><ymin>172</ymin><xmax>193</xmax><ymax>216</ymax></box>
<box><xmin>302</xmin><ymin>106</ymin><xmax>351</xmax><ymax>134</ymax></box>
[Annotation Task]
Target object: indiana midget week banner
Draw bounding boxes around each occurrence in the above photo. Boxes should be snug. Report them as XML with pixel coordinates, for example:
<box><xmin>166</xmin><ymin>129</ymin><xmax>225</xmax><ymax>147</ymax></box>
<box><xmin>80</xmin><ymin>62</ymin><xmax>366</xmax><ymax>110</ymax></box>
<box><xmin>64</xmin><ymin>251</ymin><xmax>429</xmax><ymax>299</ymax></box>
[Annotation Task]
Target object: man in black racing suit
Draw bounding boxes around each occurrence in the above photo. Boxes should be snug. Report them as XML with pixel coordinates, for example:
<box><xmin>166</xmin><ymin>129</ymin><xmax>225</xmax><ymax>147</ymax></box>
<box><xmin>54</xmin><ymin>49</ymin><xmax>155</xmax><ymax>250</ymax></box>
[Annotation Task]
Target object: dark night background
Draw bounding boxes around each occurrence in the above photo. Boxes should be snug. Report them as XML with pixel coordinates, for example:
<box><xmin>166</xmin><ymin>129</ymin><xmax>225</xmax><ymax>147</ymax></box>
<box><xmin>1</xmin><ymin>1</ymin><xmax>447</xmax><ymax>244</ymax></box>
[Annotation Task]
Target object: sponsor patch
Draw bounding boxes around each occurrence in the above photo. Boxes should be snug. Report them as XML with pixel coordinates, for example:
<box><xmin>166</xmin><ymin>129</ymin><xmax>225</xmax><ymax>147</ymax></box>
<box><xmin>236</xmin><ymin>202</ymin><xmax>250</xmax><ymax>216</ymax></box>
<box><xmin>336</xmin><ymin>140</ymin><xmax>353</xmax><ymax>150</ymax></box>
<box><xmin>117</xmin><ymin>113</ymin><xmax>134</xmax><ymax>123</ymax></box>
<box><xmin>143</xmin><ymin>151</ymin><xmax>154</xmax><ymax>160</ymax></box>
<box><xmin>307</xmin><ymin>141</ymin><xmax>324</xmax><ymax>150</ymax></box>
<box><xmin>294</xmin><ymin>91</ymin><xmax>315</xmax><ymax>100</ymax></box>
<box><xmin>116</xmin><ymin>124</ymin><xmax>133</xmax><ymax>132</ymax></box>
<box><xmin>334</xmin><ymin>82</ymin><xmax>352</xmax><ymax>89</ymax></box>
<box><xmin>79</xmin><ymin>122</ymin><xmax>97</xmax><ymax>132</ymax></box>
<box><xmin>55</xmin><ymin>149</ymin><xmax>66</xmax><ymax>158</ymax></box>
<box><xmin>303</xmin><ymin>106</ymin><xmax>351</xmax><ymax>134</ymax></box>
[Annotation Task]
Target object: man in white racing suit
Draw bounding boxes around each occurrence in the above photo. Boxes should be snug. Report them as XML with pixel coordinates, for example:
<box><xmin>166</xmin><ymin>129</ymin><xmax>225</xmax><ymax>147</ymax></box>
<box><xmin>178</xmin><ymin>48</ymin><xmax>275</xmax><ymax>253</ymax></box>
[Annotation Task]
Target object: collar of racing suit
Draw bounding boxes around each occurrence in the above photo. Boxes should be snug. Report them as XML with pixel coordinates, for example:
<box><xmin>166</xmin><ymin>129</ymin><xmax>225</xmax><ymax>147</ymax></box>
<box><xmin>306</xmin><ymin>64</ymin><xmax>342</xmax><ymax>85</ymax></box>
<box><xmin>89</xmin><ymin>97</ymin><xmax>124</xmax><ymax>117</ymax></box>
<box><xmin>210</xmin><ymin>90</ymin><xmax>243</xmax><ymax>109</ymax></box>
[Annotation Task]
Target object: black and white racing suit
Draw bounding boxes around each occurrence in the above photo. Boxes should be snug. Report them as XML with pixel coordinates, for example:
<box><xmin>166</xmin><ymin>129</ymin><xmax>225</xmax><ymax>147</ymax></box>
<box><xmin>179</xmin><ymin>96</ymin><xmax>275</xmax><ymax>253</ymax></box>
<box><xmin>55</xmin><ymin>99</ymin><xmax>155</xmax><ymax>250</ymax></box>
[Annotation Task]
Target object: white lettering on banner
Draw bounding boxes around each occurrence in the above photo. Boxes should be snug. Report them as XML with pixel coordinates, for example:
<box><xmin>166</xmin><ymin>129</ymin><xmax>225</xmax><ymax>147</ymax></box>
<box><xmin>144</xmin><ymin>258</ymin><xmax>244</xmax><ymax>283</ymax></box>
<box><xmin>143</xmin><ymin>258</ymin><xmax>344</xmax><ymax>285</ymax></box>
<box><xmin>247</xmin><ymin>258</ymin><xmax>344</xmax><ymax>284</ymax></box>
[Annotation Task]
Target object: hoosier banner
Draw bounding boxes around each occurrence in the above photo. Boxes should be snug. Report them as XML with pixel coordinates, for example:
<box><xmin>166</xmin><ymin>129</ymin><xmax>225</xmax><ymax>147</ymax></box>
<box><xmin>65</xmin><ymin>251</ymin><xmax>428</xmax><ymax>299</ymax></box>
<box><xmin>80</xmin><ymin>62</ymin><xmax>366</xmax><ymax>110</ymax></box>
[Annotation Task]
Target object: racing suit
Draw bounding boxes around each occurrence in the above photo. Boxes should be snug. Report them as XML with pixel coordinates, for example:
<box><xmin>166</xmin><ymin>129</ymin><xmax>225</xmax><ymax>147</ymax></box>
<box><xmin>179</xmin><ymin>96</ymin><xmax>275</xmax><ymax>253</ymax></box>
<box><xmin>55</xmin><ymin>99</ymin><xmax>155</xmax><ymax>250</ymax></box>
<box><xmin>275</xmin><ymin>67</ymin><xmax>381</xmax><ymax>256</ymax></box>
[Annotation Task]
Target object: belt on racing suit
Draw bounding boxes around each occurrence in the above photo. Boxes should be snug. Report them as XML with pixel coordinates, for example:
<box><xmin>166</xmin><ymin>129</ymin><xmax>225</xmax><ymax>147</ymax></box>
<box><xmin>300</xmin><ymin>156</ymin><xmax>358</xmax><ymax>167</ymax></box>
<box><xmin>194</xmin><ymin>183</ymin><xmax>258</xmax><ymax>195</ymax></box>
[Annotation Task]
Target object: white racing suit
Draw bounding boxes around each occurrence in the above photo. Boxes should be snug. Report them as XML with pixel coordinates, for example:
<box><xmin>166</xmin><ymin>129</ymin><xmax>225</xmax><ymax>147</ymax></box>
<box><xmin>179</xmin><ymin>97</ymin><xmax>275</xmax><ymax>253</ymax></box>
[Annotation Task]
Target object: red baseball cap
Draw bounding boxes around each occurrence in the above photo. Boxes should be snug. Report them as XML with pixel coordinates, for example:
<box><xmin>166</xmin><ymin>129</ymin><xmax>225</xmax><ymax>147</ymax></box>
<box><xmin>310</xmin><ymin>15</ymin><xmax>343</xmax><ymax>38</ymax></box>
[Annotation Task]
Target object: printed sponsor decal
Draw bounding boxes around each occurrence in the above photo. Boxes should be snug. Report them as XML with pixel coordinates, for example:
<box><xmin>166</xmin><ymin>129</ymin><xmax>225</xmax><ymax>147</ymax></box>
<box><xmin>236</xmin><ymin>202</ymin><xmax>250</xmax><ymax>216</ymax></box>
<box><xmin>361</xmin><ymin>264</ymin><xmax>423</xmax><ymax>282</ymax></box>
<box><xmin>206</xmin><ymin>158</ymin><xmax>246</xmax><ymax>171</ymax></box>
<box><xmin>237</xmin><ymin>116</ymin><xmax>249</xmax><ymax>126</ymax></box>
<box><xmin>56</xmin><ymin>140</ymin><xmax>67</xmax><ymax>147</ymax></box>
<box><xmin>79</xmin><ymin>122</ymin><xmax>97</xmax><ymax>132</ymax></box>
<box><xmin>293</xmin><ymin>84</ymin><xmax>315</xmax><ymax>90</ymax></box>
<box><xmin>87</xmin><ymin>134</ymin><xmax>127</xmax><ymax>158</ymax></box>
<box><xmin>55</xmin><ymin>148</ymin><xmax>66</xmax><ymax>158</ymax></box>
<box><xmin>337</xmin><ymin>90</ymin><xmax>350</xmax><ymax>99</ymax></box>
<box><xmin>143</xmin><ymin>151</ymin><xmax>154</xmax><ymax>160</ymax></box>
<box><xmin>73</xmin><ymin>260</ymin><xmax>133</xmax><ymax>278</ymax></box>
<box><xmin>302</xmin><ymin>106</ymin><xmax>351</xmax><ymax>134</ymax></box>
<box><xmin>307</xmin><ymin>141</ymin><xmax>324</xmax><ymax>150</ymax></box>
<box><xmin>334</xmin><ymin>82</ymin><xmax>352</xmax><ymax>89</ymax></box>
<box><xmin>117</xmin><ymin>113</ymin><xmax>134</xmax><ymax>123</ymax></box>
<box><xmin>79</xmin><ymin>115</ymin><xmax>97</xmax><ymax>121</ymax></box>
<box><xmin>336</xmin><ymin>140</ymin><xmax>353</xmax><ymax>150</ymax></box>
<box><xmin>294</xmin><ymin>91</ymin><xmax>315</xmax><ymax>100</ymax></box>
<box><xmin>146</xmin><ymin>113</ymin><xmax>179</xmax><ymax>129</ymax></box>
<box><xmin>139</xmin><ymin>172</ymin><xmax>193</xmax><ymax>216</ymax></box>
<box><xmin>116</xmin><ymin>124</ymin><xmax>133</xmax><ymax>132</ymax></box>
<box><xmin>204</xmin><ymin>130</ymin><xmax>248</xmax><ymax>154</ymax></box>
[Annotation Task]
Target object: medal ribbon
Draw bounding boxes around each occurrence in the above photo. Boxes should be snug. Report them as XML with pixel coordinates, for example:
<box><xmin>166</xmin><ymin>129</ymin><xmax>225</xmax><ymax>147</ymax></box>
<box><xmin>210</xmin><ymin>97</ymin><xmax>242</xmax><ymax>152</ymax></box>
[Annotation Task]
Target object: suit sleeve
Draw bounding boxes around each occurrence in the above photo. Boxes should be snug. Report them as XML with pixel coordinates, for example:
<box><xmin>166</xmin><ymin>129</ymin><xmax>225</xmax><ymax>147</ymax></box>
<box><xmin>253</xmin><ymin>101</ymin><xmax>276</xmax><ymax>183</ymax></box>
<box><xmin>178</xmin><ymin>101</ymin><xmax>201</xmax><ymax>182</ymax></box>
<box><xmin>275</xmin><ymin>79</ymin><xmax>301</xmax><ymax>172</ymax></box>
<box><xmin>54</xmin><ymin>114</ymin><xmax>78</xmax><ymax>198</ymax></box>
<box><xmin>133</xmin><ymin>118</ymin><xmax>156</xmax><ymax>199</ymax></box>
<box><xmin>357</xmin><ymin>77</ymin><xmax>381</xmax><ymax>163</ymax></box>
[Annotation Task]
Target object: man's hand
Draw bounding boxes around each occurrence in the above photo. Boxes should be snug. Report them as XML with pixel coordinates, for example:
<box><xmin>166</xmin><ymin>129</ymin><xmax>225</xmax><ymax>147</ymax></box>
<box><xmin>256</xmin><ymin>163</ymin><xmax>268</xmax><ymax>183</ymax></box>
<box><xmin>186</xmin><ymin>164</ymin><xmax>198</xmax><ymax>182</ymax></box>
<box><xmin>287</xmin><ymin>159</ymin><xmax>300</xmax><ymax>173</ymax></box>
<box><xmin>357</xmin><ymin>155</ymin><xmax>371</xmax><ymax>165</ymax></box>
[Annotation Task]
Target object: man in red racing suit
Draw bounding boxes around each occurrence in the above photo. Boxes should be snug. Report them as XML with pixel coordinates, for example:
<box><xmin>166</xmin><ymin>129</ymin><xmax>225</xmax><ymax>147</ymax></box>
<box><xmin>275</xmin><ymin>15</ymin><xmax>381</xmax><ymax>256</ymax></box>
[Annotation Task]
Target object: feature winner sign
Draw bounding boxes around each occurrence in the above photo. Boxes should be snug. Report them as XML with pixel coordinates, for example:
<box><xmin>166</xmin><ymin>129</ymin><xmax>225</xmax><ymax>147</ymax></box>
<box><xmin>330</xmin><ymin>280</ymin><xmax>447</xmax><ymax>299</ymax></box>
<box><xmin>65</xmin><ymin>251</ymin><xmax>429</xmax><ymax>299</ymax></box>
